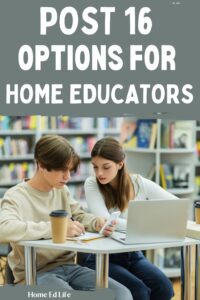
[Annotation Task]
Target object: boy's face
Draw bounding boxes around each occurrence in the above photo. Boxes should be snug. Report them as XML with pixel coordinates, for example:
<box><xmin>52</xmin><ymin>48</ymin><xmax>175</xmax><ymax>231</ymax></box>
<box><xmin>39</xmin><ymin>161</ymin><xmax>73</xmax><ymax>189</ymax></box>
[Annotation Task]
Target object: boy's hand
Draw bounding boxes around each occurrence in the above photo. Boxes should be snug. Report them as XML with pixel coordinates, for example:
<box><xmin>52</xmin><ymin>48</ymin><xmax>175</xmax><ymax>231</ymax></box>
<box><xmin>67</xmin><ymin>219</ymin><xmax>85</xmax><ymax>237</ymax></box>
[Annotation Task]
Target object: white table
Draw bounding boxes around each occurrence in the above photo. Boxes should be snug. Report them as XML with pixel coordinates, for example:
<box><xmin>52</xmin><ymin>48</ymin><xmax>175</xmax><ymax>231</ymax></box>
<box><xmin>19</xmin><ymin>237</ymin><xmax>200</xmax><ymax>300</ymax></box>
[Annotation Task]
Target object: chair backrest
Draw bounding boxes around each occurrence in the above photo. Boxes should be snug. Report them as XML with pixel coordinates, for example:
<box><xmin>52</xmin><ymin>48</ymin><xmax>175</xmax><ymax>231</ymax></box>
<box><xmin>0</xmin><ymin>188</ymin><xmax>15</xmax><ymax>284</ymax></box>
<box><xmin>4</xmin><ymin>245</ymin><xmax>15</xmax><ymax>284</ymax></box>
<box><xmin>0</xmin><ymin>244</ymin><xmax>15</xmax><ymax>284</ymax></box>
<box><xmin>0</xmin><ymin>243</ymin><xmax>9</xmax><ymax>256</ymax></box>
<box><xmin>0</xmin><ymin>188</ymin><xmax>7</xmax><ymax>199</ymax></box>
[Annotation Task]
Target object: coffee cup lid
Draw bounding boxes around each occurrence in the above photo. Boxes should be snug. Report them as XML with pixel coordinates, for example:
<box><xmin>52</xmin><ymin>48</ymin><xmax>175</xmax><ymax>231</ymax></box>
<box><xmin>49</xmin><ymin>210</ymin><xmax>68</xmax><ymax>217</ymax></box>
<box><xmin>195</xmin><ymin>202</ymin><xmax>200</xmax><ymax>208</ymax></box>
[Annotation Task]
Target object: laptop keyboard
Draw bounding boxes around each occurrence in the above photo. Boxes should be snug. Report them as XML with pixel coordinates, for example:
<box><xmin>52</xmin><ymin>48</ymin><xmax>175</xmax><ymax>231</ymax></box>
<box><xmin>112</xmin><ymin>231</ymin><xmax>127</xmax><ymax>240</ymax></box>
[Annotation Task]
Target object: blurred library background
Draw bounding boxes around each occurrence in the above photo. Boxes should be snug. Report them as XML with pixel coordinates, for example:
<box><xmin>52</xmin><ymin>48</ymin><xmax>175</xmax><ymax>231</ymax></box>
<box><xmin>0</xmin><ymin>116</ymin><xmax>200</xmax><ymax>289</ymax></box>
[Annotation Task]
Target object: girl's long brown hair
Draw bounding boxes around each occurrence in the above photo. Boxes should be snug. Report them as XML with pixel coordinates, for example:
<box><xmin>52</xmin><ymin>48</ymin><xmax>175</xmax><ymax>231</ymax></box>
<box><xmin>91</xmin><ymin>137</ymin><xmax>133</xmax><ymax>212</ymax></box>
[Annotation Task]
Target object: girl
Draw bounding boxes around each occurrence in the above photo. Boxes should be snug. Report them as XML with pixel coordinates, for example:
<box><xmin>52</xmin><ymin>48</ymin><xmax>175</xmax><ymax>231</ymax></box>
<box><xmin>83</xmin><ymin>137</ymin><xmax>176</xmax><ymax>300</ymax></box>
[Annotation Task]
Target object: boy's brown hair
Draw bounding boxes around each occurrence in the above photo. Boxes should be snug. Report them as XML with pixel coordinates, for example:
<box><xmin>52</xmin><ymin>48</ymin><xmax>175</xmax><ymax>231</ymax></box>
<box><xmin>34</xmin><ymin>135</ymin><xmax>80</xmax><ymax>172</ymax></box>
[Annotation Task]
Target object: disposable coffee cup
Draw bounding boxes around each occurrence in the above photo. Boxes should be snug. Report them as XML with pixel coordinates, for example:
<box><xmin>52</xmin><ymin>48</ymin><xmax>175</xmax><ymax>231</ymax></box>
<box><xmin>195</xmin><ymin>202</ymin><xmax>200</xmax><ymax>224</ymax></box>
<box><xmin>49</xmin><ymin>210</ymin><xmax>68</xmax><ymax>243</ymax></box>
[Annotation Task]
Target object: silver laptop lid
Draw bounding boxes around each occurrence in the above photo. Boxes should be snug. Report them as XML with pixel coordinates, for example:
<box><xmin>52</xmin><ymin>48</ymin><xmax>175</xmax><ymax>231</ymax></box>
<box><xmin>125</xmin><ymin>199</ymin><xmax>189</xmax><ymax>244</ymax></box>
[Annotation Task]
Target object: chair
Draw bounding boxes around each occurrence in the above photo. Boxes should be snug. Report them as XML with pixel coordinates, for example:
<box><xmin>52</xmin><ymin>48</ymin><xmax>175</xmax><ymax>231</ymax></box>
<box><xmin>0</xmin><ymin>188</ymin><xmax>15</xmax><ymax>284</ymax></box>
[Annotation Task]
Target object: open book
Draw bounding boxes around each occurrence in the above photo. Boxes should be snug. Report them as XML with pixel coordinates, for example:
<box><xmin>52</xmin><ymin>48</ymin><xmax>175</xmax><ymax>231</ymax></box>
<box><xmin>67</xmin><ymin>231</ymin><xmax>104</xmax><ymax>242</ymax></box>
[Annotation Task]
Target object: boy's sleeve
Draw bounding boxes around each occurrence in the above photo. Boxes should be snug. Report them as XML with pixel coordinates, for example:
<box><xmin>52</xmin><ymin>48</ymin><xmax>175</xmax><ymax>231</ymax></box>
<box><xmin>67</xmin><ymin>191</ymin><xmax>99</xmax><ymax>232</ymax></box>
<box><xmin>0</xmin><ymin>198</ymin><xmax>51</xmax><ymax>243</ymax></box>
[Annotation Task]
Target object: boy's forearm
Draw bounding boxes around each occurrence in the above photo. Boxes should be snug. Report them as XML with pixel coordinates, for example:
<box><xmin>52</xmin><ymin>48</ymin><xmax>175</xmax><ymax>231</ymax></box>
<box><xmin>0</xmin><ymin>219</ymin><xmax>51</xmax><ymax>242</ymax></box>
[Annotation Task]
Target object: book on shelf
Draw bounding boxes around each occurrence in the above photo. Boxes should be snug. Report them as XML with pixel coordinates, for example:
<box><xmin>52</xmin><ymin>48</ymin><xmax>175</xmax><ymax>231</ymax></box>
<box><xmin>161</xmin><ymin>121</ymin><xmax>193</xmax><ymax>149</ymax></box>
<box><xmin>0</xmin><ymin>162</ymin><xmax>35</xmax><ymax>184</ymax></box>
<box><xmin>34</xmin><ymin>116</ymin><xmax>96</xmax><ymax>130</ymax></box>
<box><xmin>0</xmin><ymin>138</ymin><xmax>4</xmax><ymax>156</ymax></box>
<box><xmin>154</xmin><ymin>248</ymin><xmax>165</xmax><ymax>268</ymax></box>
<box><xmin>67</xmin><ymin>136</ymin><xmax>96</xmax><ymax>154</ymax></box>
<box><xmin>161</xmin><ymin>121</ymin><xmax>176</xmax><ymax>149</ymax></box>
<box><xmin>161</xmin><ymin>120</ymin><xmax>170</xmax><ymax>148</ymax></box>
<box><xmin>0</xmin><ymin>116</ymin><xmax>37</xmax><ymax>130</ymax></box>
<box><xmin>162</xmin><ymin>163</ymin><xmax>173</xmax><ymax>189</ymax></box>
<box><xmin>196</xmin><ymin>141</ymin><xmax>200</xmax><ymax>159</ymax></box>
<box><xmin>149</xmin><ymin>123</ymin><xmax>158</xmax><ymax>149</ymax></box>
<box><xmin>137</xmin><ymin>120</ymin><xmax>156</xmax><ymax>148</ymax></box>
<box><xmin>121</xmin><ymin>119</ymin><xmax>157</xmax><ymax>149</ymax></box>
<box><xmin>169</xmin><ymin>121</ymin><xmax>175</xmax><ymax>148</ymax></box>
<box><xmin>164</xmin><ymin>248</ymin><xmax>181</xmax><ymax>268</ymax></box>
<box><xmin>39</xmin><ymin>116</ymin><xmax>48</xmax><ymax>130</ymax></box>
<box><xmin>0</xmin><ymin>116</ymin><xmax>10</xmax><ymax>130</ymax></box>
<box><xmin>99</xmin><ymin>117</ymin><xmax>119</xmax><ymax>129</ymax></box>
<box><xmin>87</xmin><ymin>136</ymin><xmax>96</xmax><ymax>152</ymax></box>
<box><xmin>123</xmin><ymin>136</ymin><xmax>137</xmax><ymax>149</ymax></box>
<box><xmin>160</xmin><ymin>163</ymin><xmax>190</xmax><ymax>190</ymax></box>
<box><xmin>71</xmin><ymin>161</ymin><xmax>92</xmax><ymax>179</ymax></box>
<box><xmin>155</xmin><ymin>246</ymin><xmax>180</xmax><ymax>269</ymax></box>
<box><xmin>29</xmin><ymin>116</ymin><xmax>37</xmax><ymax>130</ymax></box>
<box><xmin>79</xmin><ymin>118</ymin><xmax>96</xmax><ymax>130</ymax></box>
<box><xmin>50</xmin><ymin>116</ymin><xmax>57</xmax><ymax>129</ymax></box>
<box><xmin>147</xmin><ymin>165</ymin><xmax>156</xmax><ymax>181</ymax></box>
<box><xmin>68</xmin><ymin>184</ymin><xmax>86</xmax><ymax>201</ymax></box>
<box><xmin>0</xmin><ymin>137</ymin><xmax>30</xmax><ymax>156</ymax></box>
<box><xmin>120</xmin><ymin>119</ymin><xmax>137</xmax><ymax>145</ymax></box>
<box><xmin>195</xmin><ymin>176</ymin><xmax>200</xmax><ymax>196</ymax></box>
<box><xmin>173</xmin><ymin>121</ymin><xmax>193</xmax><ymax>149</ymax></box>
<box><xmin>160</xmin><ymin>164</ymin><xmax>167</xmax><ymax>189</ymax></box>
<box><xmin>13</xmin><ymin>116</ymin><xmax>37</xmax><ymax>130</ymax></box>
<box><xmin>173</xmin><ymin>164</ymin><xmax>190</xmax><ymax>189</ymax></box>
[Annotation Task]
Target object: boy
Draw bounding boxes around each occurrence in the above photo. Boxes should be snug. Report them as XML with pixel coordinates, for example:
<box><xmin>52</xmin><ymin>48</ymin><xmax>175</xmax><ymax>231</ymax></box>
<box><xmin>0</xmin><ymin>135</ymin><xmax>132</xmax><ymax>300</ymax></box>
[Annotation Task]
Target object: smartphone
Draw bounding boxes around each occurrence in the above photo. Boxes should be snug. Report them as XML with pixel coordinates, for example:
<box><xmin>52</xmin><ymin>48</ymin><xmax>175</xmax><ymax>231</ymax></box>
<box><xmin>99</xmin><ymin>211</ymin><xmax>121</xmax><ymax>234</ymax></box>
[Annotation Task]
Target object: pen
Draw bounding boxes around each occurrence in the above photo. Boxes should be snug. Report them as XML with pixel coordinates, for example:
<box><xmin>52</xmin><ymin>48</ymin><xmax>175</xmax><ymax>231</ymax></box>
<box><xmin>70</xmin><ymin>217</ymin><xmax>85</xmax><ymax>235</ymax></box>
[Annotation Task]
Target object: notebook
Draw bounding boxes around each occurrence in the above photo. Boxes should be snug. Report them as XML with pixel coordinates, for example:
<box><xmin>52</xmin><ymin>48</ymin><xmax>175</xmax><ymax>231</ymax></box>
<box><xmin>111</xmin><ymin>199</ymin><xmax>189</xmax><ymax>244</ymax></box>
<box><xmin>67</xmin><ymin>231</ymin><xmax>104</xmax><ymax>242</ymax></box>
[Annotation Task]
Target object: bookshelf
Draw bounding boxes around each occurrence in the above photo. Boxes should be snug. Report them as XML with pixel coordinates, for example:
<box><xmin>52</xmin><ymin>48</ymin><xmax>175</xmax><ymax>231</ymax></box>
<box><xmin>124</xmin><ymin>119</ymin><xmax>196</xmax><ymax>213</ymax></box>
<box><xmin>0</xmin><ymin>117</ymin><xmax>36</xmax><ymax>186</ymax></box>
<box><xmin>194</xmin><ymin>121</ymin><xmax>200</xmax><ymax>221</ymax></box>
<box><xmin>0</xmin><ymin>116</ymin><xmax>121</xmax><ymax>207</ymax></box>
<box><xmin>123</xmin><ymin>119</ymin><xmax>196</xmax><ymax>278</ymax></box>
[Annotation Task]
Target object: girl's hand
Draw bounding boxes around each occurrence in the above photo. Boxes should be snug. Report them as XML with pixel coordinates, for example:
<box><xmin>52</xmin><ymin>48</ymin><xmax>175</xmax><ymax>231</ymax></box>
<box><xmin>103</xmin><ymin>220</ymin><xmax>118</xmax><ymax>236</ymax></box>
<box><xmin>95</xmin><ymin>217</ymin><xmax>106</xmax><ymax>232</ymax></box>
<box><xmin>95</xmin><ymin>218</ymin><xmax>118</xmax><ymax>236</ymax></box>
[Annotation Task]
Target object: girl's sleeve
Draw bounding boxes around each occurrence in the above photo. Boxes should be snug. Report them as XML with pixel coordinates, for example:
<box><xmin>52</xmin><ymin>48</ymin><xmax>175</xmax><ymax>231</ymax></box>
<box><xmin>84</xmin><ymin>177</ymin><xmax>110</xmax><ymax>218</ymax></box>
<box><xmin>84</xmin><ymin>177</ymin><xmax>127</xmax><ymax>231</ymax></box>
<box><xmin>141</xmin><ymin>176</ymin><xmax>178</xmax><ymax>200</ymax></box>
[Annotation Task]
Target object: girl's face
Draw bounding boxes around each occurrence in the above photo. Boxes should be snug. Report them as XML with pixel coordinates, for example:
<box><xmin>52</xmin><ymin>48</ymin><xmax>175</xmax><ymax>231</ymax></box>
<box><xmin>91</xmin><ymin>156</ymin><xmax>124</xmax><ymax>187</ymax></box>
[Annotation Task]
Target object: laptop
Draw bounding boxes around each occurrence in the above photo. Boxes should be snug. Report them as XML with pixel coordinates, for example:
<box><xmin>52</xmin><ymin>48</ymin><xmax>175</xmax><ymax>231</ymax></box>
<box><xmin>111</xmin><ymin>199</ymin><xmax>189</xmax><ymax>244</ymax></box>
